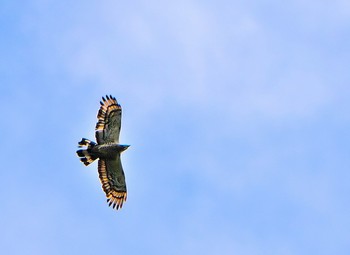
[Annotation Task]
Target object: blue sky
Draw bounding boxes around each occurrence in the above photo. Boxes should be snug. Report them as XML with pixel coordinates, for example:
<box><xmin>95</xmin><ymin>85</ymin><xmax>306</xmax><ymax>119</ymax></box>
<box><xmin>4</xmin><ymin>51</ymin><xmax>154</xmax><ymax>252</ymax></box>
<box><xmin>1</xmin><ymin>1</ymin><xmax>350</xmax><ymax>254</ymax></box>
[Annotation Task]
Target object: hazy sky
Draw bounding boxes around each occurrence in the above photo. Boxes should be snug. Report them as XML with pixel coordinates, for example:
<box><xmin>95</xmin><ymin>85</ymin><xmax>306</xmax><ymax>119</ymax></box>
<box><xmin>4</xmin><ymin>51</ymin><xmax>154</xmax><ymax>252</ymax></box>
<box><xmin>1</xmin><ymin>1</ymin><xmax>350</xmax><ymax>254</ymax></box>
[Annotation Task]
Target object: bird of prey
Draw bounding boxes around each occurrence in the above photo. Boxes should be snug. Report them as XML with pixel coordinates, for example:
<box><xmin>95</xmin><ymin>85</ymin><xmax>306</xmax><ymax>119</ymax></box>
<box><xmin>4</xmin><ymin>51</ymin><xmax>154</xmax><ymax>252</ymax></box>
<box><xmin>76</xmin><ymin>95</ymin><xmax>130</xmax><ymax>210</ymax></box>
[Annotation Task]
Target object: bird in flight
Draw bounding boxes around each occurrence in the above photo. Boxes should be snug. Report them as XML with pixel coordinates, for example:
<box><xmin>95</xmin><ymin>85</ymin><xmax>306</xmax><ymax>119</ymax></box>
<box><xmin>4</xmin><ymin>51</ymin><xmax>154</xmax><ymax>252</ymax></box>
<box><xmin>76</xmin><ymin>95</ymin><xmax>130</xmax><ymax>210</ymax></box>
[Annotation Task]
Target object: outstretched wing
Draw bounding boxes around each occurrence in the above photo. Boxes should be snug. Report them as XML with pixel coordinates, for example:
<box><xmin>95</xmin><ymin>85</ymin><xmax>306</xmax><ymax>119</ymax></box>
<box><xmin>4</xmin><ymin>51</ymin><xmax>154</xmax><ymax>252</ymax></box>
<box><xmin>98</xmin><ymin>156</ymin><xmax>127</xmax><ymax>210</ymax></box>
<box><xmin>95</xmin><ymin>95</ymin><xmax>122</xmax><ymax>144</ymax></box>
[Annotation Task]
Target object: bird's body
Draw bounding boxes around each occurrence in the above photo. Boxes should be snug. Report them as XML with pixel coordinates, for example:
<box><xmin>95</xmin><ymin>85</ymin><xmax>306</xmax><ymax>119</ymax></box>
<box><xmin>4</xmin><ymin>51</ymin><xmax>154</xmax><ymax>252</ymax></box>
<box><xmin>76</xmin><ymin>95</ymin><xmax>129</xmax><ymax>210</ymax></box>
<box><xmin>90</xmin><ymin>144</ymin><xmax>129</xmax><ymax>159</ymax></box>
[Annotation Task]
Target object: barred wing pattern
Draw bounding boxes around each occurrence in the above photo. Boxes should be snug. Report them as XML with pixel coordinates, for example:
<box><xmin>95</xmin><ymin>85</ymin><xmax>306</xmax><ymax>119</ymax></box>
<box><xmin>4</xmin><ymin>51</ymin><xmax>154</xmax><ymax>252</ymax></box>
<box><xmin>98</xmin><ymin>157</ymin><xmax>127</xmax><ymax>210</ymax></box>
<box><xmin>95</xmin><ymin>95</ymin><xmax>122</xmax><ymax>144</ymax></box>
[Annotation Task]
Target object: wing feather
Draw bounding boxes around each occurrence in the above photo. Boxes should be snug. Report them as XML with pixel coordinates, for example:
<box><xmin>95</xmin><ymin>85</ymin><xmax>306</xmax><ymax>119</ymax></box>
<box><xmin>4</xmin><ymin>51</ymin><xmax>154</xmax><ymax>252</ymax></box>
<box><xmin>98</xmin><ymin>157</ymin><xmax>127</xmax><ymax>210</ymax></box>
<box><xmin>95</xmin><ymin>95</ymin><xmax>122</xmax><ymax>144</ymax></box>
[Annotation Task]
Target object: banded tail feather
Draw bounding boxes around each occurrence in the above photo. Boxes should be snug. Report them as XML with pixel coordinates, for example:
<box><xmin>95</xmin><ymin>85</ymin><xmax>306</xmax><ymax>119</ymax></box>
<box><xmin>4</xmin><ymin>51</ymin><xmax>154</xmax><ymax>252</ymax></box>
<box><xmin>76</xmin><ymin>138</ymin><xmax>97</xmax><ymax>166</ymax></box>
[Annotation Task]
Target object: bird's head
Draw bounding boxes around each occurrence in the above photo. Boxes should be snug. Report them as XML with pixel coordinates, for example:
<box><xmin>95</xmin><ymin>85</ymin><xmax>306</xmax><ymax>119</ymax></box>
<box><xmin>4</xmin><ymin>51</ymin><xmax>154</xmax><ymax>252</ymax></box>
<box><xmin>119</xmin><ymin>144</ymin><xmax>130</xmax><ymax>152</ymax></box>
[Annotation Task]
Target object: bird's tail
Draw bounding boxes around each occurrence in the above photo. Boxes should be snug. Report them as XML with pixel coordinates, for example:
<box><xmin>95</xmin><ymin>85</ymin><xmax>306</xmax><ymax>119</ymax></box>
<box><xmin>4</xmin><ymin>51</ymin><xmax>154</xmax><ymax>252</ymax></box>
<box><xmin>76</xmin><ymin>138</ymin><xmax>98</xmax><ymax>166</ymax></box>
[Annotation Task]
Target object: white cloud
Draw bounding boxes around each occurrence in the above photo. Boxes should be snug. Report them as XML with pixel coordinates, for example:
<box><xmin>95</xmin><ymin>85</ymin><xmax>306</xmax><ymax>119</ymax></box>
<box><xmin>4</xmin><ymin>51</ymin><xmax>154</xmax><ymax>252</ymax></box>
<box><xmin>18</xmin><ymin>0</ymin><xmax>338</xmax><ymax>122</ymax></box>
